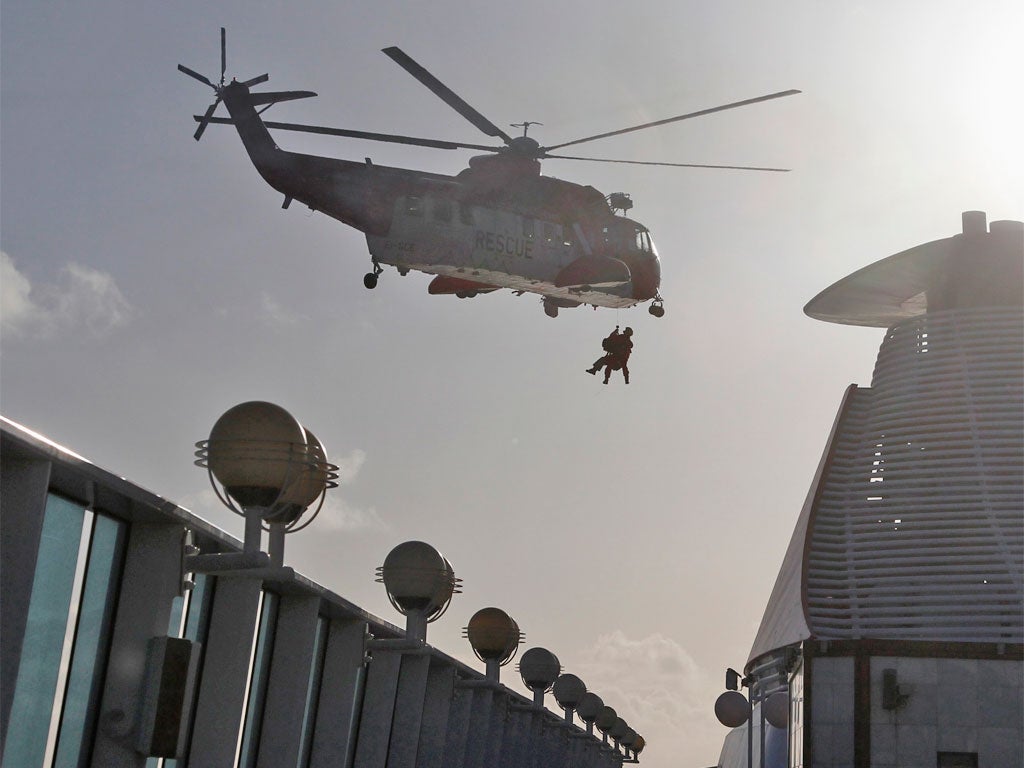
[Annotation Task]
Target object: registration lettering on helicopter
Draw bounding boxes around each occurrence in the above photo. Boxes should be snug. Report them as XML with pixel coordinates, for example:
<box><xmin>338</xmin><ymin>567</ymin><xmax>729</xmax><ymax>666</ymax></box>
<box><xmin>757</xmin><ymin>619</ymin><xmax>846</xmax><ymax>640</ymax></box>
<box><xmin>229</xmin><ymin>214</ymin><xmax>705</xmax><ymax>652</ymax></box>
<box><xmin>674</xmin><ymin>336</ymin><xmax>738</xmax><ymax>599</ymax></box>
<box><xmin>474</xmin><ymin>231</ymin><xmax>534</xmax><ymax>259</ymax></box>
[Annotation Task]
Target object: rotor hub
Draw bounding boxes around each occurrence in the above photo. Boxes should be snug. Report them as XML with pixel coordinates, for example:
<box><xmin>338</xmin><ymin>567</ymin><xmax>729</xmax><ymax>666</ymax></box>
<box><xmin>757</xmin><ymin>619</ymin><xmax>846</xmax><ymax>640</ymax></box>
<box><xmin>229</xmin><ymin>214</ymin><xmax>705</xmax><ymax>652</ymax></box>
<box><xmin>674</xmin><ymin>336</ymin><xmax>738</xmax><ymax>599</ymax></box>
<box><xmin>507</xmin><ymin>135</ymin><xmax>541</xmax><ymax>158</ymax></box>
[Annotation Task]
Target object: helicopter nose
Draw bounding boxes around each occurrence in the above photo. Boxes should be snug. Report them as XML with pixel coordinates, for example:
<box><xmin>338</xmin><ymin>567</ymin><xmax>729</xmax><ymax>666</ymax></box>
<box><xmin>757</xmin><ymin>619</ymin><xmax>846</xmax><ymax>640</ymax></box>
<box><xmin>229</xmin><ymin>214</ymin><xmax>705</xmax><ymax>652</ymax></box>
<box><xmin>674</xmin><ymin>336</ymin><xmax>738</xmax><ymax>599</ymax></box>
<box><xmin>625</xmin><ymin>251</ymin><xmax>661</xmax><ymax>301</ymax></box>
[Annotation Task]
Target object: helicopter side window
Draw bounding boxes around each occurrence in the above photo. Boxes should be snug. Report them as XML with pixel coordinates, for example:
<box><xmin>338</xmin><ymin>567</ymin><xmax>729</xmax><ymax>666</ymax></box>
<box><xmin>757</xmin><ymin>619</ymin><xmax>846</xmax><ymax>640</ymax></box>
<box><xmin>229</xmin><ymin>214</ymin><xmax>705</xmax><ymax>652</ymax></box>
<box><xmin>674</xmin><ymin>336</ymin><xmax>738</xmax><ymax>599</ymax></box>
<box><xmin>432</xmin><ymin>198</ymin><xmax>452</xmax><ymax>224</ymax></box>
<box><xmin>405</xmin><ymin>196</ymin><xmax>423</xmax><ymax>216</ymax></box>
<box><xmin>522</xmin><ymin>217</ymin><xmax>535</xmax><ymax>238</ymax></box>
<box><xmin>635</xmin><ymin>231</ymin><xmax>646</xmax><ymax>252</ymax></box>
<box><xmin>459</xmin><ymin>203</ymin><xmax>474</xmax><ymax>226</ymax></box>
<box><xmin>543</xmin><ymin>223</ymin><xmax>558</xmax><ymax>244</ymax></box>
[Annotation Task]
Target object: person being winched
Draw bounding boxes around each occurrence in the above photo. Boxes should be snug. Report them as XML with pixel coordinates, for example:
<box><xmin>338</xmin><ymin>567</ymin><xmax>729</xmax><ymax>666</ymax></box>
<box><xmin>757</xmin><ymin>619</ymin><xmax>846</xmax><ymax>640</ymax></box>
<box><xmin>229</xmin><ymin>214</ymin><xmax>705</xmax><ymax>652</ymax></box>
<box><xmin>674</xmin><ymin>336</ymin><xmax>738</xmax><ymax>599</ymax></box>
<box><xmin>586</xmin><ymin>326</ymin><xmax>633</xmax><ymax>384</ymax></box>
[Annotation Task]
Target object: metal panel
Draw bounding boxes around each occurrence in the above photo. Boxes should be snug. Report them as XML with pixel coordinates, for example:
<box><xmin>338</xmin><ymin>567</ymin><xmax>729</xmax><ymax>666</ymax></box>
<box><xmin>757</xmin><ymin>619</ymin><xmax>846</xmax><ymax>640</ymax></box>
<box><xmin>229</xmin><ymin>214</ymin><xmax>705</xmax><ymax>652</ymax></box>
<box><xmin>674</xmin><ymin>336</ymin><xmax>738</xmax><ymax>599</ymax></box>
<box><xmin>309</xmin><ymin>618</ymin><xmax>366</xmax><ymax>768</ymax></box>
<box><xmin>188</xmin><ymin>577</ymin><xmax>262</xmax><ymax>768</ymax></box>
<box><xmin>442</xmin><ymin>683</ymin><xmax>473</xmax><ymax>765</ymax></box>
<box><xmin>352</xmin><ymin>649</ymin><xmax>401</xmax><ymax>768</ymax></box>
<box><xmin>463</xmin><ymin>688</ymin><xmax>492</xmax><ymax>768</ymax></box>
<box><xmin>746</xmin><ymin>386</ymin><xmax>858</xmax><ymax>665</ymax></box>
<box><xmin>256</xmin><ymin>595</ymin><xmax>321</xmax><ymax>768</ymax></box>
<box><xmin>483</xmin><ymin>693</ymin><xmax>507</xmax><ymax>766</ymax></box>
<box><xmin>386</xmin><ymin>654</ymin><xmax>431</xmax><ymax>768</ymax></box>
<box><xmin>90</xmin><ymin>522</ymin><xmax>183</xmax><ymax>767</ymax></box>
<box><xmin>416</xmin><ymin>661</ymin><xmax>455</xmax><ymax>768</ymax></box>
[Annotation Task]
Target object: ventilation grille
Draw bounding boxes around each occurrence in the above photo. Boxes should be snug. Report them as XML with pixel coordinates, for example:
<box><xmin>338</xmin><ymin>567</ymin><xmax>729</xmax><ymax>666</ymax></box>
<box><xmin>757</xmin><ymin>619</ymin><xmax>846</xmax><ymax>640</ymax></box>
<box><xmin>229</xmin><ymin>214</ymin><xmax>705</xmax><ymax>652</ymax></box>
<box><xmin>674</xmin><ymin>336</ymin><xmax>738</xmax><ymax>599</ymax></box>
<box><xmin>806</xmin><ymin>307</ymin><xmax>1023</xmax><ymax>642</ymax></box>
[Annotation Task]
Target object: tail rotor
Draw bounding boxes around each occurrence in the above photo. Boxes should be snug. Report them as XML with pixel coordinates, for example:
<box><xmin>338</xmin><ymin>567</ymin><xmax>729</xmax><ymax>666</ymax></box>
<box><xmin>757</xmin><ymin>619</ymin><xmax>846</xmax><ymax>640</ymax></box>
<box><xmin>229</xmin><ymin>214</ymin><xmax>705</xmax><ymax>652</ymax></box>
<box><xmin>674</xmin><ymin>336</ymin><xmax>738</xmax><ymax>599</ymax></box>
<box><xmin>178</xmin><ymin>27</ymin><xmax>268</xmax><ymax>141</ymax></box>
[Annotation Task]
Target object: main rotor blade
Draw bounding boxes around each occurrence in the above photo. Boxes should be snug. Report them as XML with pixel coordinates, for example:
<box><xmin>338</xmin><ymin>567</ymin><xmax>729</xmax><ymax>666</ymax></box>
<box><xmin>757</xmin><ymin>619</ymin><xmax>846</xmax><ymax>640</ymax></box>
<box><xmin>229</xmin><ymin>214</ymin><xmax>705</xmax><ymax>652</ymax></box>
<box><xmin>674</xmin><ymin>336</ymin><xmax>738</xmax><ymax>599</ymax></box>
<box><xmin>382</xmin><ymin>46</ymin><xmax>513</xmax><ymax>144</ymax></box>
<box><xmin>194</xmin><ymin>99</ymin><xmax>220</xmax><ymax>141</ymax></box>
<box><xmin>242</xmin><ymin>73</ymin><xmax>270</xmax><ymax>88</ymax></box>
<box><xmin>542</xmin><ymin>89</ymin><xmax>802</xmax><ymax>153</ymax></box>
<box><xmin>248</xmin><ymin>90</ymin><xmax>316</xmax><ymax>106</ymax></box>
<box><xmin>543</xmin><ymin>153</ymin><xmax>791</xmax><ymax>172</ymax></box>
<box><xmin>199</xmin><ymin>116</ymin><xmax>503</xmax><ymax>152</ymax></box>
<box><xmin>178</xmin><ymin>64</ymin><xmax>214</xmax><ymax>88</ymax></box>
<box><xmin>220</xmin><ymin>27</ymin><xmax>227</xmax><ymax>84</ymax></box>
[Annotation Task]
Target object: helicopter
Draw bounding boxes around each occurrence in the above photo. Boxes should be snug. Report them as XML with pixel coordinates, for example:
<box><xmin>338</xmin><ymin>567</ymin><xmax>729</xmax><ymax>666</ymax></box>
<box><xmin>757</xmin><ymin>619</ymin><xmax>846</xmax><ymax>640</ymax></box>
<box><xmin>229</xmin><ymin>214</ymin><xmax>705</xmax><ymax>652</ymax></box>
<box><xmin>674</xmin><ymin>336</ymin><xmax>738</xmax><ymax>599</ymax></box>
<box><xmin>180</xmin><ymin>30</ymin><xmax>799</xmax><ymax>318</ymax></box>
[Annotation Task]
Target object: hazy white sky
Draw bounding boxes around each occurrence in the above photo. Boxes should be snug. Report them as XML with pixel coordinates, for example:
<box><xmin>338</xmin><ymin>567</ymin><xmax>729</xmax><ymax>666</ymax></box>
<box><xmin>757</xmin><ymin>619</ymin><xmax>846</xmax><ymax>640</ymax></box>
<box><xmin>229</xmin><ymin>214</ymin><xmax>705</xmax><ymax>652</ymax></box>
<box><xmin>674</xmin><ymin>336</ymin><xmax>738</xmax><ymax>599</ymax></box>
<box><xmin>2</xmin><ymin>1</ymin><xmax>1022</xmax><ymax>763</ymax></box>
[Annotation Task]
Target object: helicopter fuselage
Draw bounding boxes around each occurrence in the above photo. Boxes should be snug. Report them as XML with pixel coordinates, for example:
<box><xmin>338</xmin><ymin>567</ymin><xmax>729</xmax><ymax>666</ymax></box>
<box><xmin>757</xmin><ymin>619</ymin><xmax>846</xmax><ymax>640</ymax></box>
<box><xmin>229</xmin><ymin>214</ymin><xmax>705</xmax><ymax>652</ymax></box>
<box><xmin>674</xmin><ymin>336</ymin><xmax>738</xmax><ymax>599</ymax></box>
<box><xmin>219</xmin><ymin>81</ymin><xmax>660</xmax><ymax>311</ymax></box>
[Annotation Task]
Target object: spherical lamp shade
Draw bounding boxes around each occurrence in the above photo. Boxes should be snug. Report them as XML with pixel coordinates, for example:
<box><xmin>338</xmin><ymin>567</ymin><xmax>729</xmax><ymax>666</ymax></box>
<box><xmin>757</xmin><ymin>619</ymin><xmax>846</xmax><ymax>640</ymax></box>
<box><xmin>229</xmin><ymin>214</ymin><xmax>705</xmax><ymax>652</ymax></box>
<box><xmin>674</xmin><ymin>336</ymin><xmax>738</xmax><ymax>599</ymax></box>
<box><xmin>621</xmin><ymin>728</ymin><xmax>638</xmax><ymax>748</ymax></box>
<box><xmin>609</xmin><ymin>717</ymin><xmax>629</xmax><ymax>741</ymax></box>
<box><xmin>518</xmin><ymin>647</ymin><xmax>561</xmax><ymax>693</ymax></box>
<box><xmin>715</xmin><ymin>690</ymin><xmax>751</xmax><ymax>728</ymax></box>
<box><xmin>595</xmin><ymin>706</ymin><xmax>617</xmax><ymax>733</ymax></box>
<box><xmin>269</xmin><ymin>428</ymin><xmax>336</xmax><ymax>524</ymax></box>
<box><xmin>466</xmin><ymin>607</ymin><xmax>522</xmax><ymax>664</ymax></box>
<box><xmin>202</xmin><ymin>401</ymin><xmax>307</xmax><ymax>509</ymax></box>
<box><xmin>552</xmin><ymin>673</ymin><xmax>587</xmax><ymax>711</ymax></box>
<box><xmin>576</xmin><ymin>691</ymin><xmax>604</xmax><ymax>723</ymax></box>
<box><xmin>633</xmin><ymin>734</ymin><xmax>646</xmax><ymax>754</ymax></box>
<box><xmin>763</xmin><ymin>691</ymin><xmax>789</xmax><ymax>729</ymax></box>
<box><xmin>378</xmin><ymin>541</ymin><xmax>457</xmax><ymax>620</ymax></box>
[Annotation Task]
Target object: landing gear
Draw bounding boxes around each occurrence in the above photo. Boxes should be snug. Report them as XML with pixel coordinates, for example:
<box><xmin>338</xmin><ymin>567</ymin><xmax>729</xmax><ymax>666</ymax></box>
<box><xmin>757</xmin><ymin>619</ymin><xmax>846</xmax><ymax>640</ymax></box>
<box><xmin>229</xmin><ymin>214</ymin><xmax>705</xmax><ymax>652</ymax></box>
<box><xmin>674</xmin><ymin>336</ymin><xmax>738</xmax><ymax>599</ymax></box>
<box><xmin>364</xmin><ymin>260</ymin><xmax>383</xmax><ymax>290</ymax></box>
<box><xmin>648</xmin><ymin>297</ymin><xmax>665</xmax><ymax>317</ymax></box>
<box><xmin>543</xmin><ymin>299</ymin><xmax>559</xmax><ymax>318</ymax></box>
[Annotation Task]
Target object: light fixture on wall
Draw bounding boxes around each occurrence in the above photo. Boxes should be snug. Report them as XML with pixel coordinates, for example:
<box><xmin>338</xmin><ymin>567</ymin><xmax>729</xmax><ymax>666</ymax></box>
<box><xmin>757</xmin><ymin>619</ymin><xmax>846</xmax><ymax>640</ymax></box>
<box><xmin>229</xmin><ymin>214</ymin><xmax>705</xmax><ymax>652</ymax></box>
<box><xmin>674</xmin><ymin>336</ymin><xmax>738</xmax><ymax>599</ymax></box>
<box><xmin>191</xmin><ymin>401</ymin><xmax>337</xmax><ymax>575</ymax></box>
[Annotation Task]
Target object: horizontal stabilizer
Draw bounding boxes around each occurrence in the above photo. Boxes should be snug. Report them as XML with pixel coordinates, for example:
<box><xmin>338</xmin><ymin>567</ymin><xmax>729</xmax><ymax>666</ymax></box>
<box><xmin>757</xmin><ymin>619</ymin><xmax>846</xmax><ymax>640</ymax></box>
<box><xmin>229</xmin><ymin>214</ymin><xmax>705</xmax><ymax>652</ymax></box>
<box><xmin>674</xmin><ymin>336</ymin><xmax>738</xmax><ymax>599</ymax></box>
<box><xmin>428</xmin><ymin>276</ymin><xmax>499</xmax><ymax>296</ymax></box>
<box><xmin>248</xmin><ymin>90</ymin><xmax>318</xmax><ymax>106</ymax></box>
<box><xmin>554</xmin><ymin>257</ymin><xmax>631</xmax><ymax>289</ymax></box>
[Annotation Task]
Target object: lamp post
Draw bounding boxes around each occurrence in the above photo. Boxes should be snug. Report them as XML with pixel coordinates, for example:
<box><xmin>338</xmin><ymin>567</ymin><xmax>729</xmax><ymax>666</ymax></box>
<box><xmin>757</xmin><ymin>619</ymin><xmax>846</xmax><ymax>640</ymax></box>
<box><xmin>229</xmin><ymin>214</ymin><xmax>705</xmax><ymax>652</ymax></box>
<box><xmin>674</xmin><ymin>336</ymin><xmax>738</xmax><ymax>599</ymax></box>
<box><xmin>190</xmin><ymin>401</ymin><xmax>337</xmax><ymax>575</ymax></box>
<box><xmin>595</xmin><ymin>705</ymin><xmax>617</xmax><ymax>747</ymax></box>
<box><xmin>464</xmin><ymin>607</ymin><xmax>523</xmax><ymax>681</ymax></box>
<box><xmin>518</xmin><ymin>647</ymin><xmax>561</xmax><ymax>706</ymax></box>
<box><xmin>576</xmin><ymin>691</ymin><xmax>604</xmax><ymax>737</ymax></box>
<box><xmin>376</xmin><ymin>540</ymin><xmax>459</xmax><ymax>642</ymax></box>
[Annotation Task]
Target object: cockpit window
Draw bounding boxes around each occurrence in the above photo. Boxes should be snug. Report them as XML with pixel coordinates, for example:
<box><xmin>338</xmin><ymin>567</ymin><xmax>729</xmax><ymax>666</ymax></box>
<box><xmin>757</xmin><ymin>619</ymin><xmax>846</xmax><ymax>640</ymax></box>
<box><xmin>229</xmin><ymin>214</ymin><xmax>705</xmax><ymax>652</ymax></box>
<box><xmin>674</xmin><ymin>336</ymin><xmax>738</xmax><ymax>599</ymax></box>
<box><xmin>635</xmin><ymin>228</ymin><xmax>656</xmax><ymax>254</ymax></box>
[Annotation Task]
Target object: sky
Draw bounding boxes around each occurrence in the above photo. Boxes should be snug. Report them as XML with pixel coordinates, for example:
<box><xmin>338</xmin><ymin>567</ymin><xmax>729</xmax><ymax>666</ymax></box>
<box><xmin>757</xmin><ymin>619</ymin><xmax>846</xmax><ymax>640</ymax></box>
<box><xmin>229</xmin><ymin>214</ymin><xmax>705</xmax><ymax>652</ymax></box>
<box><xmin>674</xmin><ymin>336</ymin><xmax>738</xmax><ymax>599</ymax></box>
<box><xmin>2</xmin><ymin>1</ymin><xmax>1022</xmax><ymax>764</ymax></box>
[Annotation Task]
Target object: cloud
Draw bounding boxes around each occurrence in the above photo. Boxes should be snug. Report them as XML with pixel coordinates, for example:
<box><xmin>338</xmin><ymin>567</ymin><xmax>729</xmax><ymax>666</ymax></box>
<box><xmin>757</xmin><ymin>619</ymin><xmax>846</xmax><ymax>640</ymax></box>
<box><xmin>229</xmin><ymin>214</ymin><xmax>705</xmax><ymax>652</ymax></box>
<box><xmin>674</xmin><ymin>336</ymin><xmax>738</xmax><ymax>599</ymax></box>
<box><xmin>574</xmin><ymin>631</ymin><xmax>723</xmax><ymax>761</ymax></box>
<box><xmin>333</xmin><ymin>448</ymin><xmax>367</xmax><ymax>484</ymax></box>
<box><xmin>313</xmin><ymin>449</ymin><xmax>389</xmax><ymax>532</ymax></box>
<box><xmin>259</xmin><ymin>291</ymin><xmax>308</xmax><ymax>328</ymax></box>
<box><xmin>1</xmin><ymin>252</ymin><xmax>132</xmax><ymax>339</ymax></box>
<box><xmin>314</xmin><ymin>495</ymin><xmax>390</xmax><ymax>533</ymax></box>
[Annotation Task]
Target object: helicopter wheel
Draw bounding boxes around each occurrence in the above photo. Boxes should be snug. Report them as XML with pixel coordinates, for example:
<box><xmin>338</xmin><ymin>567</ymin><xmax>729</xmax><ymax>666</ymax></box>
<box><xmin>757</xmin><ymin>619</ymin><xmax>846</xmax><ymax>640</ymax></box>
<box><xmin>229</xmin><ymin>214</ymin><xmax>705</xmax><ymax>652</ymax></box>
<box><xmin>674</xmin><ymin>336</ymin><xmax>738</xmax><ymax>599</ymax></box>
<box><xmin>363</xmin><ymin>272</ymin><xmax>379</xmax><ymax>290</ymax></box>
<box><xmin>543</xmin><ymin>300</ymin><xmax>559</xmax><ymax>318</ymax></box>
<box><xmin>649</xmin><ymin>300</ymin><xmax>665</xmax><ymax>318</ymax></box>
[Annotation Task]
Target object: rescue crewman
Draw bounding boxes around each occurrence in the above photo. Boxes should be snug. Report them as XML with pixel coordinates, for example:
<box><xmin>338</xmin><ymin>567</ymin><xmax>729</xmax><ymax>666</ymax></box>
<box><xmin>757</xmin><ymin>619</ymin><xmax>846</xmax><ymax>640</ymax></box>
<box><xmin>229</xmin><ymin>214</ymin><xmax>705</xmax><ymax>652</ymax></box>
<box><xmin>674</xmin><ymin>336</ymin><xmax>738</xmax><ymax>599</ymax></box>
<box><xmin>586</xmin><ymin>326</ymin><xmax>634</xmax><ymax>384</ymax></box>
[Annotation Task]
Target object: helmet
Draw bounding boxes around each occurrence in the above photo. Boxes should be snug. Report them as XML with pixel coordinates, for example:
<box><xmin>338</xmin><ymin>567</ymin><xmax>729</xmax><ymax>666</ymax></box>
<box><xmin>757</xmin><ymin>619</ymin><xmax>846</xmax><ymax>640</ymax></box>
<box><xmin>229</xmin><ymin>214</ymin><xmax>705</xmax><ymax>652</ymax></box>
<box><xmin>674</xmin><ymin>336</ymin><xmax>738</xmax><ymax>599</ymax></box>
<box><xmin>623</xmin><ymin>327</ymin><xmax>633</xmax><ymax>336</ymax></box>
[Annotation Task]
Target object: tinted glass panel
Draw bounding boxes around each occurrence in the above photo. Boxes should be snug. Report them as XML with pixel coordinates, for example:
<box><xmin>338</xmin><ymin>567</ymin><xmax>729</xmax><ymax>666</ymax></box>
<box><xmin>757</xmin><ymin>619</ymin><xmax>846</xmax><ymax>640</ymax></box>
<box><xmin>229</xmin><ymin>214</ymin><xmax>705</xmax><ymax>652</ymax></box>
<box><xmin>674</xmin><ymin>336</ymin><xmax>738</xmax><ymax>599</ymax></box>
<box><xmin>1</xmin><ymin>495</ymin><xmax>85</xmax><ymax>768</ymax></box>
<box><xmin>53</xmin><ymin>513</ymin><xmax>126</xmax><ymax>768</ymax></box>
